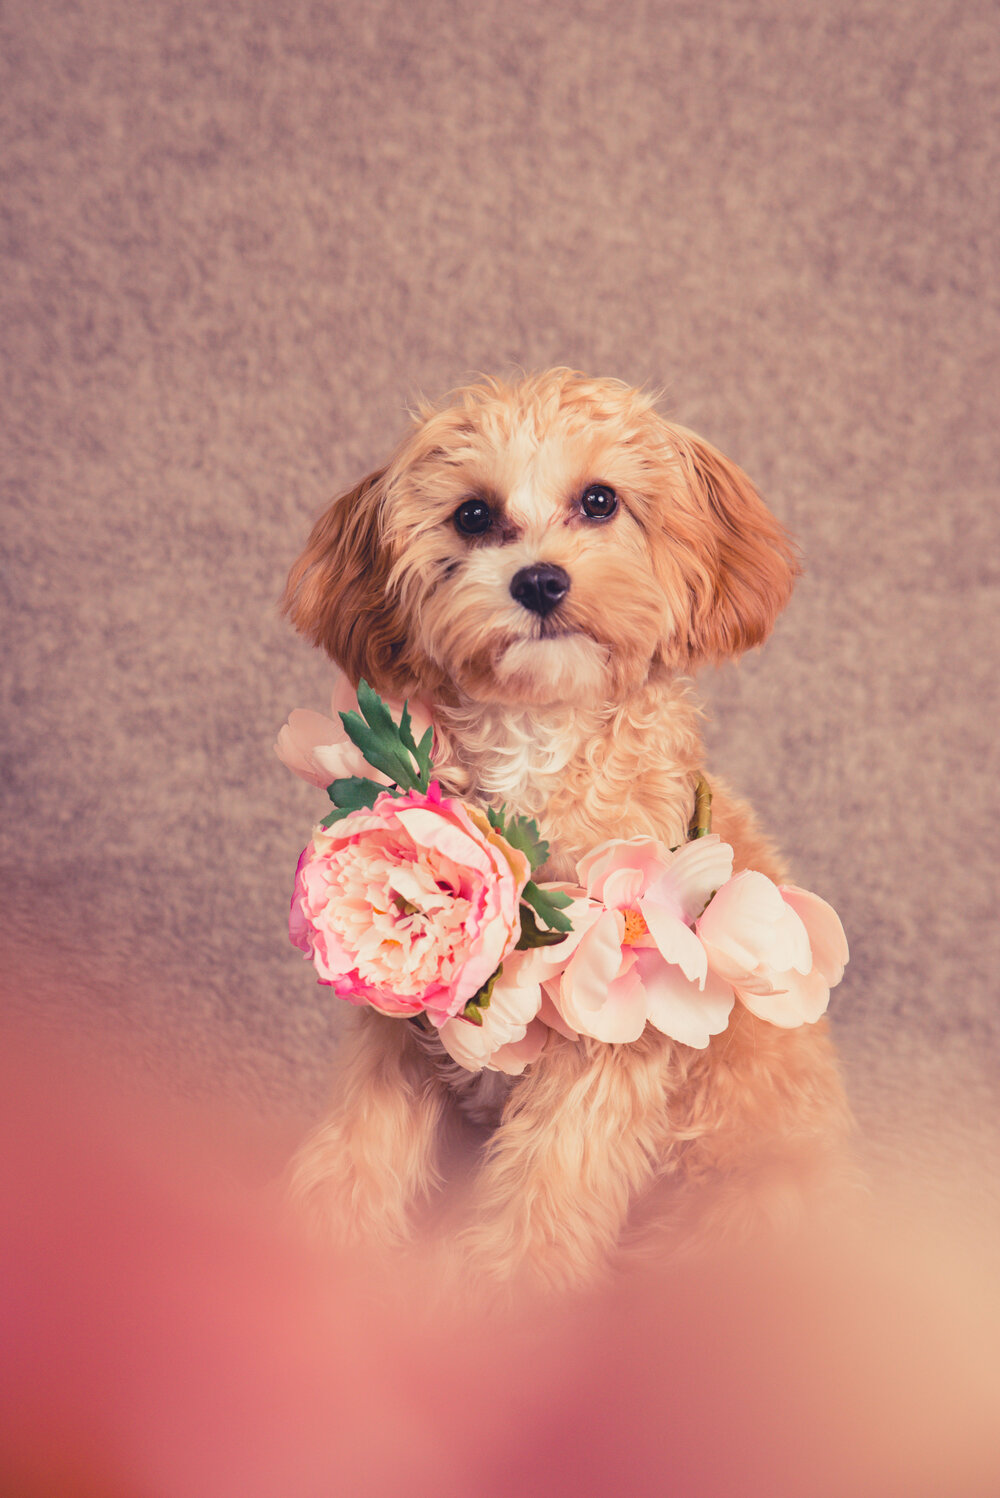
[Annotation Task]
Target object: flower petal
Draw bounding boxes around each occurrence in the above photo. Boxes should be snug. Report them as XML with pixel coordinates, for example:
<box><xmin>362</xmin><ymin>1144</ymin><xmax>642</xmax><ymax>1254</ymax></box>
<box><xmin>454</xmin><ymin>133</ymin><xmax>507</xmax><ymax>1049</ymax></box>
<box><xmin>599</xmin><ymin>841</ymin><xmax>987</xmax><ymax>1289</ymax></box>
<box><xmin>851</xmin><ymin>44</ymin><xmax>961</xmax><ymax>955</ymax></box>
<box><xmin>275</xmin><ymin>710</ymin><xmax>365</xmax><ymax>787</ymax></box>
<box><xmin>634</xmin><ymin>948</ymin><xmax>735</xmax><ymax>1049</ymax></box>
<box><xmin>573</xmin><ymin>963</ymin><xmax>648</xmax><ymax>1044</ymax></box>
<box><xmin>551</xmin><ymin>911</ymin><xmax>629</xmax><ymax>1036</ymax></box>
<box><xmin>637</xmin><ymin>898</ymin><xmax>708</xmax><ymax>984</ymax></box>
<box><xmin>736</xmin><ymin>966</ymin><xmax>831</xmax><ymax>1027</ymax></box>
<box><xmin>313</xmin><ymin>739</ymin><xmax>390</xmax><ymax>785</ymax></box>
<box><xmin>697</xmin><ymin>871</ymin><xmax>812</xmax><ymax>977</ymax></box>
<box><xmin>700</xmin><ymin>940</ymin><xmax>781</xmax><ymax>995</ymax></box>
<box><xmin>490</xmin><ymin>1019</ymin><xmax>549</xmax><ymax>1075</ymax></box>
<box><xmin>576</xmin><ymin>836</ymin><xmax>672</xmax><ymax>903</ymax></box>
<box><xmin>644</xmin><ymin>834</ymin><xmax>735</xmax><ymax>925</ymax></box>
<box><xmin>537</xmin><ymin>986</ymin><xmax>580</xmax><ymax>1040</ymax></box>
<box><xmin>779</xmin><ymin>886</ymin><xmax>849</xmax><ymax>988</ymax></box>
<box><xmin>511</xmin><ymin>893</ymin><xmax>602</xmax><ymax>987</ymax></box>
<box><xmin>393</xmin><ymin>806</ymin><xmax>495</xmax><ymax>879</ymax></box>
<box><xmin>437</xmin><ymin>965</ymin><xmax>542</xmax><ymax>1071</ymax></box>
<box><xmin>599</xmin><ymin>864</ymin><xmax>647</xmax><ymax>912</ymax></box>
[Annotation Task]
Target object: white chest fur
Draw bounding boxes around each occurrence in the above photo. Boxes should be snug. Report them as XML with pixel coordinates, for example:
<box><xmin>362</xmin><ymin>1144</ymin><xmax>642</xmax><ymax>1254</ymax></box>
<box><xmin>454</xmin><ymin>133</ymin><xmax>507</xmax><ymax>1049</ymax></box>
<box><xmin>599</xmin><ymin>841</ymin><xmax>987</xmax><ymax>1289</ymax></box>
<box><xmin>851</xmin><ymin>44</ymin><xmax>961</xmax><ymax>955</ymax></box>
<box><xmin>432</xmin><ymin>681</ymin><xmax>702</xmax><ymax>885</ymax></box>
<box><xmin>434</xmin><ymin>700</ymin><xmax>609</xmax><ymax>821</ymax></box>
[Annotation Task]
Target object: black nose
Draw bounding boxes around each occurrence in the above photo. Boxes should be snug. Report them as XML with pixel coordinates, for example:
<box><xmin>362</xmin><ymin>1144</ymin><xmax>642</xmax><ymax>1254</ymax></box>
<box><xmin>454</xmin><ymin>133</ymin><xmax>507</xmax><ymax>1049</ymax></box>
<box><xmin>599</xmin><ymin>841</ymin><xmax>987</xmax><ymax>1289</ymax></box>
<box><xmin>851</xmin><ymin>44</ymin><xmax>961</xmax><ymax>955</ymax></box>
<box><xmin>510</xmin><ymin>562</ymin><xmax>571</xmax><ymax>616</ymax></box>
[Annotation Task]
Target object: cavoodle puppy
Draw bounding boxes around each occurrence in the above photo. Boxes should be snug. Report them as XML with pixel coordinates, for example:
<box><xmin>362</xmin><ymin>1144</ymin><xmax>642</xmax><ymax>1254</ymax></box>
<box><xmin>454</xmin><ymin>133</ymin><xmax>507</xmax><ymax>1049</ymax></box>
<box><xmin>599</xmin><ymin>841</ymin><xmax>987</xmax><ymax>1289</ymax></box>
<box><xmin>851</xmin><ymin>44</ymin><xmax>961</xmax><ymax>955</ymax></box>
<box><xmin>282</xmin><ymin>368</ymin><xmax>853</xmax><ymax>1290</ymax></box>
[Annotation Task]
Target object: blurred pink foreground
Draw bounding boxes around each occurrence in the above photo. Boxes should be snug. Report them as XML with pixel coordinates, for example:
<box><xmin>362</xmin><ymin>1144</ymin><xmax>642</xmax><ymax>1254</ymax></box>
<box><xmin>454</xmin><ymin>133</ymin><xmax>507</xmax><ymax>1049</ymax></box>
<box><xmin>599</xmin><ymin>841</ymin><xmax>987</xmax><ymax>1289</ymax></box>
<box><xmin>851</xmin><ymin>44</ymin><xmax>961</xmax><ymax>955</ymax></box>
<box><xmin>2</xmin><ymin>1014</ymin><xmax>998</xmax><ymax>1498</ymax></box>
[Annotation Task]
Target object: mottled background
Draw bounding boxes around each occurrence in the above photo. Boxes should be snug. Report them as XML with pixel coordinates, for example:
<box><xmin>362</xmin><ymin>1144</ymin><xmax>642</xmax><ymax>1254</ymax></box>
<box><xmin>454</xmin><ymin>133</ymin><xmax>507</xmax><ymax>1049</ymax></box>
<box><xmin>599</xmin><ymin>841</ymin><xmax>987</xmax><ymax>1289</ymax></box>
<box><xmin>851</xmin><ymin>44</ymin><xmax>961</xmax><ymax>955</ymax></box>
<box><xmin>2</xmin><ymin>0</ymin><xmax>997</xmax><ymax>1181</ymax></box>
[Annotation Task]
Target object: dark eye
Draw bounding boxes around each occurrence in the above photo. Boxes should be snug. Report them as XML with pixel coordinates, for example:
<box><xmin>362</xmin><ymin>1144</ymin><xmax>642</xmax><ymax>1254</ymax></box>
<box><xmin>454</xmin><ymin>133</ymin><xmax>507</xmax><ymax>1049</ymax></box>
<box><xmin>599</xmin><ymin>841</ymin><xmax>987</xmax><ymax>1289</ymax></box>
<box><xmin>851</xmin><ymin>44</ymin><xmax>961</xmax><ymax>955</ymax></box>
<box><xmin>581</xmin><ymin>483</ymin><xmax>618</xmax><ymax>520</ymax></box>
<box><xmin>453</xmin><ymin>497</ymin><xmax>492</xmax><ymax>535</ymax></box>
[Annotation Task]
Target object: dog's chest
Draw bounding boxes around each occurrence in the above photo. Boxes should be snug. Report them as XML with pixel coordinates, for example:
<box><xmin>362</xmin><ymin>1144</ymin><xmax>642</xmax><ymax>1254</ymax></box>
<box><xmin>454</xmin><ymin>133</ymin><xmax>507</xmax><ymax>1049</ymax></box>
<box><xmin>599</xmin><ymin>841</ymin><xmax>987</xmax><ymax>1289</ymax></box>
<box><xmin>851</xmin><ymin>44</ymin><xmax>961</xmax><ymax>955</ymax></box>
<box><xmin>437</xmin><ymin>696</ymin><xmax>698</xmax><ymax>883</ymax></box>
<box><xmin>464</xmin><ymin>726</ymin><xmax>574</xmax><ymax>819</ymax></box>
<box><xmin>439</xmin><ymin>703</ymin><xmax>605</xmax><ymax>875</ymax></box>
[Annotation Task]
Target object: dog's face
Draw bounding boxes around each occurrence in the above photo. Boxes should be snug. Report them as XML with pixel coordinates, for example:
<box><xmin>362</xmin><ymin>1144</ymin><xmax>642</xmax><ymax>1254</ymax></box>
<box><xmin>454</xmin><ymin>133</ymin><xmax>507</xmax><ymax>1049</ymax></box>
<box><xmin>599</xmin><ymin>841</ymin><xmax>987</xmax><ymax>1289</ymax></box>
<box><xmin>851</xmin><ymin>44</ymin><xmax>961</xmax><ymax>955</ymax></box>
<box><xmin>284</xmin><ymin>371</ymin><xmax>798</xmax><ymax>707</ymax></box>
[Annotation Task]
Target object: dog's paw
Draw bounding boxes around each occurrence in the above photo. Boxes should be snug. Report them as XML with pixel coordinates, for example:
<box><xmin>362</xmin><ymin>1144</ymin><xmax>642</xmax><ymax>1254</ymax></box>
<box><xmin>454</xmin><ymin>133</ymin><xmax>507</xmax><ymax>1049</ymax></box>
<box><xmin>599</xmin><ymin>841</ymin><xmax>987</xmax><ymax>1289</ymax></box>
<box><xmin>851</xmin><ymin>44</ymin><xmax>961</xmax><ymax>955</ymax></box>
<box><xmin>453</xmin><ymin>1208</ymin><xmax>614</xmax><ymax>1298</ymax></box>
<box><xmin>287</xmin><ymin>1119</ymin><xmax>413</xmax><ymax>1251</ymax></box>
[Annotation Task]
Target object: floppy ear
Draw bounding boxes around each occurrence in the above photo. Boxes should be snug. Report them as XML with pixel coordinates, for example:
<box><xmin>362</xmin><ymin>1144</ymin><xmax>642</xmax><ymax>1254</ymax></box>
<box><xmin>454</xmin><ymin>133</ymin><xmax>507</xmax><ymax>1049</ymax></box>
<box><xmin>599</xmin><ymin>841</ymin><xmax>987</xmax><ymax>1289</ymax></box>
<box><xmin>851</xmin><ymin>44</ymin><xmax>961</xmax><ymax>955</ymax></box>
<box><xmin>671</xmin><ymin>426</ymin><xmax>800</xmax><ymax>664</ymax></box>
<box><xmin>281</xmin><ymin>469</ymin><xmax>411</xmax><ymax>692</ymax></box>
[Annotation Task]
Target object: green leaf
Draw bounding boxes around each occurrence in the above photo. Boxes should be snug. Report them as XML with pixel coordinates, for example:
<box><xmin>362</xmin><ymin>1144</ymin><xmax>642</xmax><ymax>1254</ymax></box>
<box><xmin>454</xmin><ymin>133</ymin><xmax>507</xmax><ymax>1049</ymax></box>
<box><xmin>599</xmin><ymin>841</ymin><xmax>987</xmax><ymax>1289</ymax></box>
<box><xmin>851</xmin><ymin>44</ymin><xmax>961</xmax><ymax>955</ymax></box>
<box><xmin>338</xmin><ymin>679</ymin><xmax>426</xmax><ymax>790</ymax></box>
<box><xmin>522</xmin><ymin>880</ymin><xmax>574</xmax><ymax>933</ymax></box>
<box><xmin>500</xmin><ymin>813</ymin><xmax>550</xmax><ymax>872</ymax></box>
<box><xmin>394</xmin><ymin>702</ymin><xmax>433</xmax><ymax>789</ymax></box>
<box><xmin>396</xmin><ymin>697</ymin><xmax>417</xmax><ymax>754</ymax></box>
<box><xmin>516</xmin><ymin>903</ymin><xmax>570</xmax><ymax>949</ymax></box>
<box><xmin>338</xmin><ymin>712</ymin><xmax>415</xmax><ymax>790</ymax></box>
<box><xmin>482</xmin><ymin>803</ymin><xmax>549</xmax><ymax>872</ymax></box>
<box><xmin>356</xmin><ymin>677</ymin><xmax>398</xmax><ymax>739</ymax></box>
<box><xmin>525</xmin><ymin>881</ymin><xmax>572</xmax><ymax>912</ymax></box>
<box><xmin>461</xmin><ymin>964</ymin><xmax>502</xmax><ymax>1025</ymax></box>
<box><xmin>413</xmin><ymin>725</ymin><xmax>434</xmax><ymax>789</ymax></box>
<box><xmin>326</xmin><ymin>776</ymin><xmax>383</xmax><ymax>811</ymax></box>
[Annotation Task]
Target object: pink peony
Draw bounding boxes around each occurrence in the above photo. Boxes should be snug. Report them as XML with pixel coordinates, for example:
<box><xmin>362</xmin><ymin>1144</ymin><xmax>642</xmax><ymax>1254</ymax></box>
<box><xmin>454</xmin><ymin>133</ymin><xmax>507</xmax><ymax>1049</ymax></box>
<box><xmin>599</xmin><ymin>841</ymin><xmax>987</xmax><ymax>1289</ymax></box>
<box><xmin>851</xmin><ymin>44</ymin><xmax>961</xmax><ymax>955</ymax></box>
<box><xmin>275</xmin><ymin>674</ymin><xmax>434</xmax><ymax>789</ymax></box>
<box><xmin>525</xmin><ymin>835</ymin><xmax>738</xmax><ymax>1049</ymax></box>
<box><xmin>696</xmin><ymin>874</ymin><xmax>849</xmax><ymax>1027</ymax></box>
<box><xmin>290</xmin><ymin>784</ymin><xmax>530</xmax><ymax>1026</ymax></box>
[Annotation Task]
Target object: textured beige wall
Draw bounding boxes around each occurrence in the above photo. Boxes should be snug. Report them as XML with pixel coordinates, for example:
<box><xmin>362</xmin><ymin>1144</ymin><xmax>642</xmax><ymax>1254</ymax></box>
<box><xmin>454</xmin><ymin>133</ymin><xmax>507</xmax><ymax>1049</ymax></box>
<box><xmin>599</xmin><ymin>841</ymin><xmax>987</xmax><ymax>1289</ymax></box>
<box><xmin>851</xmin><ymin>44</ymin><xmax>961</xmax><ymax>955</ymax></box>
<box><xmin>2</xmin><ymin>1</ymin><xmax>997</xmax><ymax>1173</ymax></box>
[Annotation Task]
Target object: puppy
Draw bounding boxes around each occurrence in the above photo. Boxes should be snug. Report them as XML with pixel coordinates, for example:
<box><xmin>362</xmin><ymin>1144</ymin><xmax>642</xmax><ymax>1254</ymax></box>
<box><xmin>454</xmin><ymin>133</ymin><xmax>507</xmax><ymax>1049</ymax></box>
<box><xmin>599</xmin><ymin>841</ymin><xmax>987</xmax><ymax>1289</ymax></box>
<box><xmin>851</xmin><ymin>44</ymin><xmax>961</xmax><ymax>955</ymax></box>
<box><xmin>282</xmin><ymin>369</ymin><xmax>853</xmax><ymax>1290</ymax></box>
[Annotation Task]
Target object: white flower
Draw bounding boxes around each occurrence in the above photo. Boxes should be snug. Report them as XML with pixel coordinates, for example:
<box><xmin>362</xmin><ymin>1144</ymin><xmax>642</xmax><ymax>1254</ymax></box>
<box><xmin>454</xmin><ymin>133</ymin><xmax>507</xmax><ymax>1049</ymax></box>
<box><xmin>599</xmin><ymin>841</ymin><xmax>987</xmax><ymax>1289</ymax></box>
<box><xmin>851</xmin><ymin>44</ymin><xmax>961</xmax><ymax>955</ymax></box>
<box><xmin>437</xmin><ymin>952</ymin><xmax>548</xmax><ymax>1074</ymax></box>
<box><xmin>697</xmin><ymin>874</ymin><xmax>849</xmax><ymax>1027</ymax></box>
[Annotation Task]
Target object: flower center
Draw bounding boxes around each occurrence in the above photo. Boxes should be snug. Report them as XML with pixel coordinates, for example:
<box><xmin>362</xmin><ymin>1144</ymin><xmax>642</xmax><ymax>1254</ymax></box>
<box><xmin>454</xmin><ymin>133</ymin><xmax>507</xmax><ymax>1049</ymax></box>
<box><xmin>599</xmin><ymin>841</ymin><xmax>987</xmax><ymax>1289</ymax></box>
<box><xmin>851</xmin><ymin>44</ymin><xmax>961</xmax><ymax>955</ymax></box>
<box><xmin>621</xmin><ymin>907</ymin><xmax>649</xmax><ymax>945</ymax></box>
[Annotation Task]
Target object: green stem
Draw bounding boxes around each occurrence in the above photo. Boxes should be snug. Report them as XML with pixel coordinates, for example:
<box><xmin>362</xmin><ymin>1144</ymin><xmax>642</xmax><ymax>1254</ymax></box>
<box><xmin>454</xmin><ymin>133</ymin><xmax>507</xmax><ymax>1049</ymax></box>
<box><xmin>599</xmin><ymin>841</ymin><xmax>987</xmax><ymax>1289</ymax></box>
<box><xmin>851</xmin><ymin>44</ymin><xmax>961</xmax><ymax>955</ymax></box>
<box><xmin>688</xmin><ymin>776</ymin><xmax>712</xmax><ymax>839</ymax></box>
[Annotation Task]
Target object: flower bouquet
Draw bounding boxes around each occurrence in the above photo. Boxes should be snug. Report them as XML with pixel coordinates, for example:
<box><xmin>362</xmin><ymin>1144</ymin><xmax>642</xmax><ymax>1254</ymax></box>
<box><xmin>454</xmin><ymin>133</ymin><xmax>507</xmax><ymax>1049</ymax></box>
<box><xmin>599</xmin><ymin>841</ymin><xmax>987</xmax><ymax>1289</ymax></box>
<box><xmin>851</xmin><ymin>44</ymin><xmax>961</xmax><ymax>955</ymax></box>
<box><xmin>277</xmin><ymin>681</ymin><xmax>848</xmax><ymax>1074</ymax></box>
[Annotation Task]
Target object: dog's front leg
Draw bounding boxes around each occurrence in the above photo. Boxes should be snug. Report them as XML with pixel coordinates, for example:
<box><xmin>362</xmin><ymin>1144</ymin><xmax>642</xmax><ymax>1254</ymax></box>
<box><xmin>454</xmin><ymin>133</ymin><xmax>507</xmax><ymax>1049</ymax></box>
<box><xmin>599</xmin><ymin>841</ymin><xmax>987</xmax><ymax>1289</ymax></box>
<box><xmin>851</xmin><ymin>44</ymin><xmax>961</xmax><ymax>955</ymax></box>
<box><xmin>459</xmin><ymin>1036</ymin><xmax>664</xmax><ymax>1292</ymax></box>
<box><xmin>289</xmin><ymin>1009</ymin><xmax>447</xmax><ymax>1250</ymax></box>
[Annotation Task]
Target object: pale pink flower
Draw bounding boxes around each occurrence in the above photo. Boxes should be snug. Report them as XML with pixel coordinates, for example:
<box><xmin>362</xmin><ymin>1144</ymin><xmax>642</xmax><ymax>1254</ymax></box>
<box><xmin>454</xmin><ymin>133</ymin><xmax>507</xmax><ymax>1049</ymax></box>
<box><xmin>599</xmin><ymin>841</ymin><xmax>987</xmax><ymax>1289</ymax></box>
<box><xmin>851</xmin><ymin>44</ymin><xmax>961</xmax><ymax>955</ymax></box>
<box><xmin>532</xmin><ymin>835</ymin><xmax>738</xmax><ymax>1048</ymax></box>
<box><xmin>697</xmin><ymin>874</ymin><xmax>849</xmax><ymax>1027</ymax></box>
<box><xmin>290</xmin><ymin>784</ymin><xmax>529</xmax><ymax>1026</ymax></box>
<box><xmin>438</xmin><ymin>952</ymin><xmax>548</xmax><ymax>1074</ymax></box>
<box><xmin>275</xmin><ymin>674</ymin><xmax>434</xmax><ymax>789</ymax></box>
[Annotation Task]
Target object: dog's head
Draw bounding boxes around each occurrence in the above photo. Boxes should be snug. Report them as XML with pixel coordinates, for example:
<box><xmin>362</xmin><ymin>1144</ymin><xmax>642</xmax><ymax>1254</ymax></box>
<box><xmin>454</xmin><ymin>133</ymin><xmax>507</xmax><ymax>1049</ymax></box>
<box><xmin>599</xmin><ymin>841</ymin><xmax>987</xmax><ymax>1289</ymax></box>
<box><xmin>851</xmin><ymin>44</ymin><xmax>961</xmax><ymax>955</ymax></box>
<box><xmin>283</xmin><ymin>370</ymin><xmax>799</xmax><ymax>706</ymax></box>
